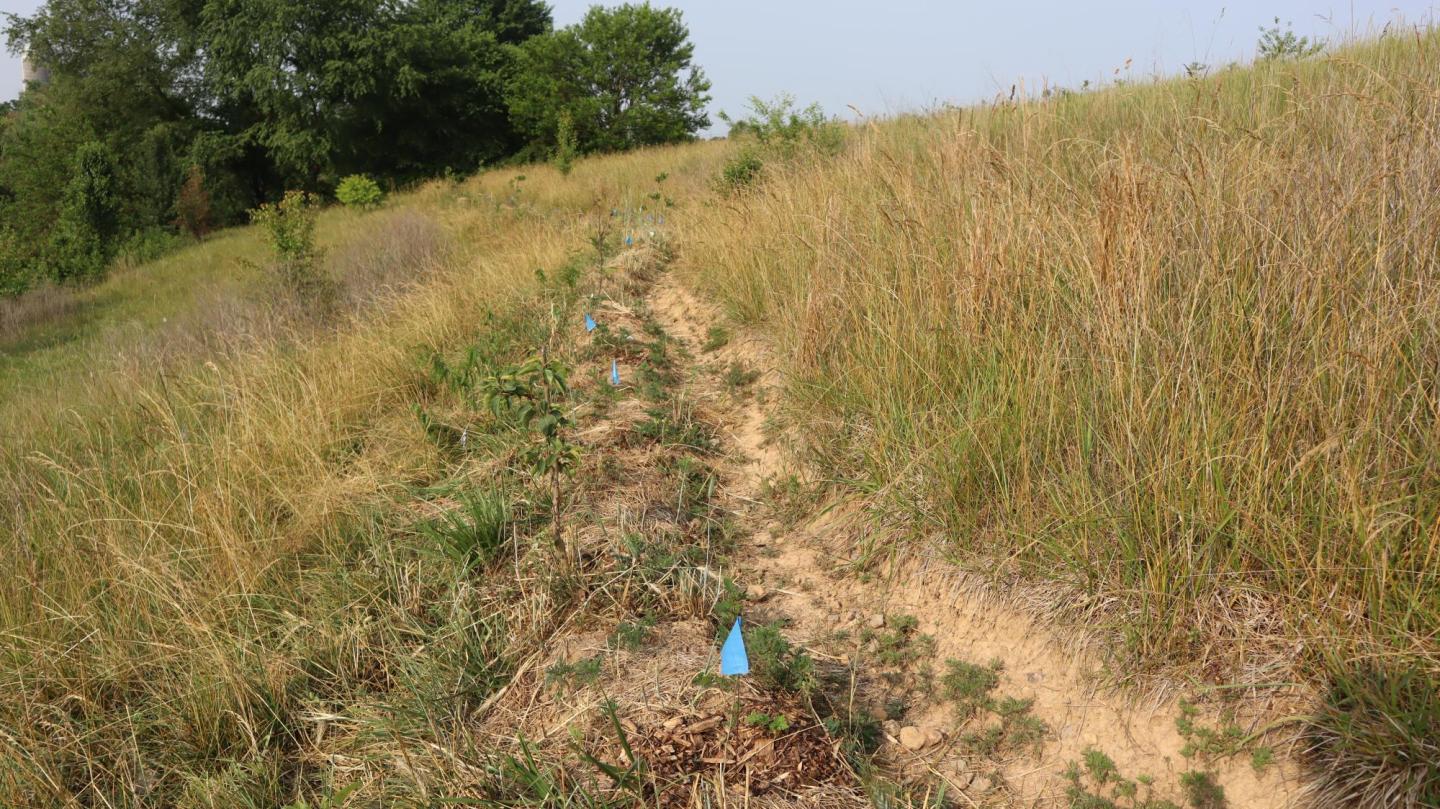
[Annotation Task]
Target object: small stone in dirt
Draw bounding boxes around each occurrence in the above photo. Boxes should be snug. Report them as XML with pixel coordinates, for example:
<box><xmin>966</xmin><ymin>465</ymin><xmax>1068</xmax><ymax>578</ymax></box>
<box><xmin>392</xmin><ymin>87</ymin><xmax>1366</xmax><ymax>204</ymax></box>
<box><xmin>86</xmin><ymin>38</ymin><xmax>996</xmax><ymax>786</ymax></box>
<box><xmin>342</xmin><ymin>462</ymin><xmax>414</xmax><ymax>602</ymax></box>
<box><xmin>924</xmin><ymin>727</ymin><xmax>945</xmax><ymax>747</ymax></box>
<box><xmin>971</xmin><ymin>775</ymin><xmax>994</xmax><ymax>794</ymax></box>
<box><xmin>1026</xmin><ymin>670</ymin><xmax>1045</xmax><ymax>684</ymax></box>
<box><xmin>867</xmin><ymin>613</ymin><xmax>886</xmax><ymax>629</ymax></box>
<box><xmin>746</xmin><ymin>584</ymin><xmax>767</xmax><ymax>601</ymax></box>
<box><xmin>898</xmin><ymin>726</ymin><xmax>926</xmax><ymax>750</ymax></box>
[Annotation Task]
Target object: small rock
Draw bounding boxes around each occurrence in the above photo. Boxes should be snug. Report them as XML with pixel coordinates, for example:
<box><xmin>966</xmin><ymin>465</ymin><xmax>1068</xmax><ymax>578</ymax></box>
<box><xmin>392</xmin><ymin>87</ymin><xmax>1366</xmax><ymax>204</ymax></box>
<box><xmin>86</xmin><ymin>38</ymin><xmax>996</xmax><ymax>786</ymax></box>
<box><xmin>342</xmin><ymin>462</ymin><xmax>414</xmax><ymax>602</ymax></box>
<box><xmin>867</xmin><ymin>613</ymin><xmax>886</xmax><ymax>629</ymax></box>
<box><xmin>924</xmin><ymin>727</ymin><xmax>945</xmax><ymax>747</ymax></box>
<box><xmin>898</xmin><ymin>725</ymin><xmax>926</xmax><ymax>751</ymax></box>
<box><xmin>846</xmin><ymin>610</ymin><xmax>859</xmax><ymax>622</ymax></box>
<box><xmin>971</xmin><ymin>775</ymin><xmax>994</xmax><ymax>794</ymax></box>
<box><xmin>1026</xmin><ymin>670</ymin><xmax>1045</xmax><ymax>684</ymax></box>
<box><xmin>746</xmin><ymin>584</ymin><xmax>767</xmax><ymax>601</ymax></box>
<box><xmin>943</xmin><ymin>767</ymin><xmax>974</xmax><ymax>790</ymax></box>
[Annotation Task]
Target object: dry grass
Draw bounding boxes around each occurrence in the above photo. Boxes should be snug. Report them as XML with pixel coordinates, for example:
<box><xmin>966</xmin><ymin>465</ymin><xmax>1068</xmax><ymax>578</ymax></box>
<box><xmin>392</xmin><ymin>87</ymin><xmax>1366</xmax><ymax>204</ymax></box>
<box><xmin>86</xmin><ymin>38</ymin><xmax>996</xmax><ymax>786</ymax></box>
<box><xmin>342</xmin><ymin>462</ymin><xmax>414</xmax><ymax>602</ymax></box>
<box><xmin>5</xmin><ymin>28</ymin><xmax>1440</xmax><ymax>808</ymax></box>
<box><xmin>678</xmin><ymin>30</ymin><xmax>1440</xmax><ymax>808</ymax></box>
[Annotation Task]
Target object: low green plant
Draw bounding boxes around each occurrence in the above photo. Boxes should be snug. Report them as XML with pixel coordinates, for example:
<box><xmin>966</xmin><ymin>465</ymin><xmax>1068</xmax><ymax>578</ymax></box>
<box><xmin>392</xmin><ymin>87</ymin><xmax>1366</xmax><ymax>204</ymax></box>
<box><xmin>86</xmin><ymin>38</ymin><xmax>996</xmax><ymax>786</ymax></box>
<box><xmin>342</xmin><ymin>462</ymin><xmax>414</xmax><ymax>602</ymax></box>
<box><xmin>417</xmin><ymin>490</ymin><xmax>511</xmax><ymax>570</ymax></box>
<box><xmin>546</xmin><ymin>656</ymin><xmax>603</xmax><ymax>688</ymax></box>
<box><xmin>609</xmin><ymin>616</ymin><xmax>656</xmax><ymax>651</ymax></box>
<box><xmin>1178</xmin><ymin>771</ymin><xmax>1226</xmax><ymax>809</ymax></box>
<box><xmin>723</xmin><ymin>361</ymin><xmax>761</xmax><ymax>392</ymax></box>
<box><xmin>336</xmin><ymin>174</ymin><xmax>384</xmax><ymax>209</ymax></box>
<box><xmin>702</xmin><ymin>325</ymin><xmax>730</xmax><ymax>352</ymax></box>
<box><xmin>940</xmin><ymin>658</ymin><xmax>1002</xmax><ymax>719</ymax></box>
<box><xmin>745</xmin><ymin>622</ymin><xmax>816</xmax><ymax>695</ymax></box>
<box><xmin>1063</xmin><ymin>748</ymin><xmax>1181</xmax><ymax>809</ymax></box>
<box><xmin>745</xmin><ymin>711</ymin><xmax>791</xmax><ymax>734</ymax></box>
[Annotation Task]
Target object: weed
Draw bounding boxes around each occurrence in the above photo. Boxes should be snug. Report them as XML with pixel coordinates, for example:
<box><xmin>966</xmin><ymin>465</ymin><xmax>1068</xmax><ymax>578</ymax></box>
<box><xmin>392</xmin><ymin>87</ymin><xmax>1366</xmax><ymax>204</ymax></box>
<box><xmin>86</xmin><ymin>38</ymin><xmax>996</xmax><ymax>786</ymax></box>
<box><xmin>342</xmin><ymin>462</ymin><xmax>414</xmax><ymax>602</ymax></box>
<box><xmin>1178</xmin><ymin>771</ymin><xmax>1226</xmax><ymax>809</ymax></box>
<box><xmin>702</xmin><ymin>325</ymin><xmax>730</xmax><ymax>352</ymax></box>
<box><xmin>745</xmin><ymin>622</ymin><xmax>817</xmax><ymax>695</ymax></box>
<box><xmin>546</xmin><ymin>656</ymin><xmax>603</xmax><ymax>688</ymax></box>
<box><xmin>609</xmin><ymin>616</ymin><xmax>656</xmax><ymax>651</ymax></box>
<box><xmin>723</xmin><ymin>361</ymin><xmax>761</xmax><ymax>392</ymax></box>
<box><xmin>745</xmin><ymin>711</ymin><xmax>791</xmax><ymax>734</ymax></box>
<box><xmin>940</xmin><ymin>658</ymin><xmax>1001</xmax><ymax>719</ymax></box>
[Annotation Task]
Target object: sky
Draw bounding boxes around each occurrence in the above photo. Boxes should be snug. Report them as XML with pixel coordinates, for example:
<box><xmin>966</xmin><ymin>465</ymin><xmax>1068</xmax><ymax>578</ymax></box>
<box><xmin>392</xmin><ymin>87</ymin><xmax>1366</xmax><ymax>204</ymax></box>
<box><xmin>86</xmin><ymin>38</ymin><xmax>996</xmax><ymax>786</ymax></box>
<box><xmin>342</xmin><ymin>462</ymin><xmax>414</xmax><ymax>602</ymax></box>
<box><xmin>2</xmin><ymin>0</ymin><xmax>1437</xmax><ymax>129</ymax></box>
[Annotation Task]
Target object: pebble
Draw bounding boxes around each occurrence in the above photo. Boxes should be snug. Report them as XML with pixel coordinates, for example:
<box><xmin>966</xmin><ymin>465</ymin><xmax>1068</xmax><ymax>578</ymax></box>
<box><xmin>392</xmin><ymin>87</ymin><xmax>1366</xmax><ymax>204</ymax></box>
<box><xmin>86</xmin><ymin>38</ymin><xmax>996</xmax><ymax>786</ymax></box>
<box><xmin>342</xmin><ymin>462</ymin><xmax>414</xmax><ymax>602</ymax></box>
<box><xmin>924</xmin><ymin>727</ymin><xmax>945</xmax><ymax>747</ymax></box>
<box><xmin>746</xmin><ymin>584</ymin><xmax>767</xmax><ymax>601</ymax></box>
<box><xmin>867</xmin><ymin>613</ymin><xmax>886</xmax><ymax>629</ymax></box>
<box><xmin>971</xmin><ymin>775</ymin><xmax>994</xmax><ymax>794</ymax></box>
<box><xmin>898</xmin><ymin>725</ymin><xmax>926</xmax><ymax>750</ymax></box>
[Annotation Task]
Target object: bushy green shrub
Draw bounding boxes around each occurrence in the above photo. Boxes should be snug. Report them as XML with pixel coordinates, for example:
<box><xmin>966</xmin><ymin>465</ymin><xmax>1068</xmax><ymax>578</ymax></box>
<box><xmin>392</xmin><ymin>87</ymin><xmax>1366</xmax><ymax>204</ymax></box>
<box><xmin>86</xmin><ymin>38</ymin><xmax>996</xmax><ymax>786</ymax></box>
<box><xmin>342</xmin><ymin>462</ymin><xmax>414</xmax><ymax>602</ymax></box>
<box><xmin>336</xmin><ymin>174</ymin><xmax>384</xmax><ymax>209</ymax></box>
<box><xmin>49</xmin><ymin>142</ymin><xmax>121</xmax><ymax>283</ymax></box>
<box><xmin>715</xmin><ymin>94</ymin><xmax>844</xmax><ymax>195</ymax></box>
<box><xmin>717</xmin><ymin>147</ymin><xmax>764</xmax><ymax>195</ymax></box>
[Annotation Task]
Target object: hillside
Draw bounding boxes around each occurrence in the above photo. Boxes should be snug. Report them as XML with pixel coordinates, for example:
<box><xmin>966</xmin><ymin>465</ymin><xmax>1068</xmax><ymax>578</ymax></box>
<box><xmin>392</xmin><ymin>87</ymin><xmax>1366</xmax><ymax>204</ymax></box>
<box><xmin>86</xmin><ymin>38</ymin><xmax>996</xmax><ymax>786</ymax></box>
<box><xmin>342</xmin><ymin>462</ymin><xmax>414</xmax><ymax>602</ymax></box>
<box><xmin>2</xmin><ymin>30</ymin><xmax>1439</xmax><ymax>809</ymax></box>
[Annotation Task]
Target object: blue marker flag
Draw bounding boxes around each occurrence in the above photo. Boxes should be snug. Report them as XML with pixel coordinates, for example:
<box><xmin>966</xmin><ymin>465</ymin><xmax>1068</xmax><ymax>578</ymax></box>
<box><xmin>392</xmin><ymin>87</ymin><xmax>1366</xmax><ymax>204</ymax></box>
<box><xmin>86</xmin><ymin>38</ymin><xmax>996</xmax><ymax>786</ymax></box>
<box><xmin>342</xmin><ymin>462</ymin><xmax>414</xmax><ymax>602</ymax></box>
<box><xmin>720</xmin><ymin>618</ymin><xmax>750</xmax><ymax>676</ymax></box>
<box><xmin>584</xmin><ymin>313</ymin><xmax>597</xmax><ymax>332</ymax></box>
<box><xmin>625</xmin><ymin>234</ymin><xmax>634</xmax><ymax>246</ymax></box>
<box><xmin>610</xmin><ymin>359</ymin><xmax>621</xmax><ymax>386</ymax></box>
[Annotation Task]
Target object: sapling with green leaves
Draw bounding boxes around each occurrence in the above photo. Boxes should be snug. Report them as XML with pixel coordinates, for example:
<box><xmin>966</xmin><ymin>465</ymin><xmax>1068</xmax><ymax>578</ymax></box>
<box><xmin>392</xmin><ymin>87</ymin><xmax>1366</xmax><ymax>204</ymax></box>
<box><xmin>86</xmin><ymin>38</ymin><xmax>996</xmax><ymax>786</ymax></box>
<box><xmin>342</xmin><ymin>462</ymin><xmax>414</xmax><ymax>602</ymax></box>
<box><xmin>483</xmin><ymin>353</ymin><xmax>581</xmax><ymax>562</ymax></box>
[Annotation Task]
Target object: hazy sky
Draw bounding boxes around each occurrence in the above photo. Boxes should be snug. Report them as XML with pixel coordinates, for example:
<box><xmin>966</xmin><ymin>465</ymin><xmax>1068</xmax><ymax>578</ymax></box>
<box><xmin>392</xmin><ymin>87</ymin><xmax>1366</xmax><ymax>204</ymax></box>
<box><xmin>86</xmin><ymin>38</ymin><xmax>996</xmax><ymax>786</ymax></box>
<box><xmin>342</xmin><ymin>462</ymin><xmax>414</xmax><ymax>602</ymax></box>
<box><xmin>3</xmin><ymin>0</ymin><xmax>1437</xmax><ymax>129</ymax></box>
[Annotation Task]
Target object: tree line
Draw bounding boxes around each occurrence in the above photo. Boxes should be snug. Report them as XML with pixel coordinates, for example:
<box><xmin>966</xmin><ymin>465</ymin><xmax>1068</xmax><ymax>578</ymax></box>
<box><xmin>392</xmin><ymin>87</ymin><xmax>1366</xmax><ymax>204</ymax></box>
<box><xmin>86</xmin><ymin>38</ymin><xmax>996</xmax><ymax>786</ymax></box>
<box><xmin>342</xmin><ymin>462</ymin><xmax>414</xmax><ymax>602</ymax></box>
<box><xmin>0</xmin><ymin>0</ymin><xmax>711</xmax><ymax>296</ymax></box>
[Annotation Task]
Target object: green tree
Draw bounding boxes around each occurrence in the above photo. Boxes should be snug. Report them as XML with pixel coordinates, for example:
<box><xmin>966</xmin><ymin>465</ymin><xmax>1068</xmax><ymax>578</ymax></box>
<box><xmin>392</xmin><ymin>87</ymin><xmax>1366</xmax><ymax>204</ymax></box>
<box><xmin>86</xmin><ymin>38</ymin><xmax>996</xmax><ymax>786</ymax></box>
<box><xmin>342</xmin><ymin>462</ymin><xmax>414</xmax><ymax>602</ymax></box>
<box><xmin>50</xmin><ymin>141</ymin><xmax>121</xmax><ymax>282</ymax></box>
<box><xmin>508</xmin><ymin>3</ymin><xmax>711</xmax><ymax>156</ymax></box>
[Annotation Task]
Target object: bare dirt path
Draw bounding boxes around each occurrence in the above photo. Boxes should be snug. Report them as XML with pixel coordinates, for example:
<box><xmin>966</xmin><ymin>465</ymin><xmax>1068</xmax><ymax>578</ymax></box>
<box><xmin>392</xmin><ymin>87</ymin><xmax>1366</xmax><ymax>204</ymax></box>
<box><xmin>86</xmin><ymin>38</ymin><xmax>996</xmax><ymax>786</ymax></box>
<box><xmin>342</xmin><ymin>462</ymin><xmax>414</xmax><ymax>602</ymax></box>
<box><xmin>645</xmin><ymin>270</ymin><xmax>1303</xmax><ymax>808</ymax></box>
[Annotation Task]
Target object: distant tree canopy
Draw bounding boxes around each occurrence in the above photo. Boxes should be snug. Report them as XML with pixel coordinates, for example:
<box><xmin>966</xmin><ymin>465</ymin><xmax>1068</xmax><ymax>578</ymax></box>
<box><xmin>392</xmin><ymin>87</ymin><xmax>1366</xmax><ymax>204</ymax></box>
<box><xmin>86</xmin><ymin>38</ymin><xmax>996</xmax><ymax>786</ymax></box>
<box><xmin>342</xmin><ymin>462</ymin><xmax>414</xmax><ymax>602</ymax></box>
<box><xmin>0</xmin><ymin>0</ymin><xmax>711</xmax><ymax>295</ymax></box>
<box><xmin>508</xmin><ymin>4</ymin><xmax>711</xmax><ymax>158</ymax></box>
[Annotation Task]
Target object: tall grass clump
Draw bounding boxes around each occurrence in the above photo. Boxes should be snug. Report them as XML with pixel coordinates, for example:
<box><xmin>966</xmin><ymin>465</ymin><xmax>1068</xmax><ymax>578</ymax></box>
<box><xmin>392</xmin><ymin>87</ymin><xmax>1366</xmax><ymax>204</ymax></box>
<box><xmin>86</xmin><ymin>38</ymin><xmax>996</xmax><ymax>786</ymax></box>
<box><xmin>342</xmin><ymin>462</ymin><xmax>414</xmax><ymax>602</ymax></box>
<box><xmin>680</xmin><ymin>30</ymin><xmax>1440</xmax><ymax>807</ymax></box>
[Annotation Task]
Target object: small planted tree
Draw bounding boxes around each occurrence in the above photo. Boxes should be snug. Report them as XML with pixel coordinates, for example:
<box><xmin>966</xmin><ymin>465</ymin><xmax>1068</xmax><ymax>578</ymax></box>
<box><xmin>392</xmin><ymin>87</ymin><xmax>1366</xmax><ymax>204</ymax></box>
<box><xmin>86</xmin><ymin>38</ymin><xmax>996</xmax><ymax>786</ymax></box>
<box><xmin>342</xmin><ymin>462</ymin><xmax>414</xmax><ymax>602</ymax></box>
<box><xmin>483</xmin><ymin>354</ymin><xmax>580</xmax><ymax>563</ymax></box>
<box><xmin>552</xmin><ymin>111</ymin><xmax>579</xmax><ymax>177</ymax></box>
<box><xmin>250</xmin><ymin>191</ymin><xmax>332</xmax><ymax>310</ymax></box>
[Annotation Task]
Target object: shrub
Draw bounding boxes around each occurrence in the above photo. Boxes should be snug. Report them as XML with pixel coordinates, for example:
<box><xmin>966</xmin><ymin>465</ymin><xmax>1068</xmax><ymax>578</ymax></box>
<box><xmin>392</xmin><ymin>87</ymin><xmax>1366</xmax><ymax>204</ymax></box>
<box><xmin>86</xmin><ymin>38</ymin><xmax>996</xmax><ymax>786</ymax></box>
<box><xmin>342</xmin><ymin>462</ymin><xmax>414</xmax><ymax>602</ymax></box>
<box><xmin>250</xmin><ymin>190</ymin><xmax>331</xmax><ymax>309</ymax></box>
<box><xmin>552</xmin><ymin>111</ymin><xmax>579</xmax><ymax>177</ymax></box>
<box><xmin>117</xmin><ymin>227</ymin><xmax>183</xmax><ymax>267</ymax></box>
<box><xmin>1257</xmin><ymin>18</ymin><xmax>1324</xmax><ymax>61</ymax></box>
<box><xmin>716</xmin><ymin>147</ymin><xmax>763</xmax><ymax>195</ymax></box>
<box><xmin>336</xmin><ymin>174</ymin><xmax>384</xmax><ymax>209</ymax></box>
<box><xmin>175</xmin><ymin>164</ymin><xmax>213</xmax><ymax>239</ymax></box>
<box><xmin>49</xmin><ymin>142</ymin><xmax>121</xmax><ymax>283</ymax></box>
<box><xmin>721</xmin><ymin>94</ymin><xmax>844</xmax><ymax>157</ymax></box>
<box><xmin>715</xmin><ymin>95</ymin><xmax>844</xmax><ymax>194</ymax></box>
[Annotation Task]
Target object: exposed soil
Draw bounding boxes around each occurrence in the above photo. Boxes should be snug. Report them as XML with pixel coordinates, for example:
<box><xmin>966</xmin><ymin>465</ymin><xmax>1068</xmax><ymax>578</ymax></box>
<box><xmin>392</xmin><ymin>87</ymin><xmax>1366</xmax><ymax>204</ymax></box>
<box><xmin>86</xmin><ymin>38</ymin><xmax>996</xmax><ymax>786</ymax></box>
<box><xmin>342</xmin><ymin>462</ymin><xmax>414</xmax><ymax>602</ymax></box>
<box><xmin>645</xmin><ymin>271</ymin><xmax>1306</xmax><ymax>808</ymax></box>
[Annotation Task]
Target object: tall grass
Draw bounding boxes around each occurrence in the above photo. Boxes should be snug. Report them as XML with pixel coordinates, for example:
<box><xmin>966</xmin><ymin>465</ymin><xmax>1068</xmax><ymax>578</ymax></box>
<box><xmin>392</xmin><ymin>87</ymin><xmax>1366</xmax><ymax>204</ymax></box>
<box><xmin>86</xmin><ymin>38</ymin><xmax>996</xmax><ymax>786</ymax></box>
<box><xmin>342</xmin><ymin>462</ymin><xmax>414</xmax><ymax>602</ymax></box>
<box><xmin>0</xmin><ymin>146</ymin><xmax>726</xmax><ymax>805</ymax></box>
<box><xmin>680</xmin><ymin>31</ymin><xmax>1440</xmax><ymax>808</ymax></box>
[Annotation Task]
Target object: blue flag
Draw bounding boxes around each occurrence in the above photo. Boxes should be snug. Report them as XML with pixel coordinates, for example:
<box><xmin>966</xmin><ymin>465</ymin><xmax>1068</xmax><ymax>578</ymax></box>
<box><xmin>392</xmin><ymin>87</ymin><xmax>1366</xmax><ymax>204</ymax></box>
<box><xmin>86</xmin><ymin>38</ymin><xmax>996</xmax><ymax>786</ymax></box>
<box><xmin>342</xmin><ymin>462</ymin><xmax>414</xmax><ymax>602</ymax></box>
<box><xmin>584</xmin><ymin>313</ymin><xmax>597</xmax><ymax>332</ymax></box>
<box><xmin>610</xmin><ymin>359</ymin><xmax>621</xmax><ymax>386</ymax></box>
<box><xmin>720</xmin><ymin>618</ymin><xmax>750</xmax><ymax>676</ymax></box>
<box><xmin>624</xmin><ymin>234</ymin><xmax>634</xmax><ymax>246</ymax></box>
